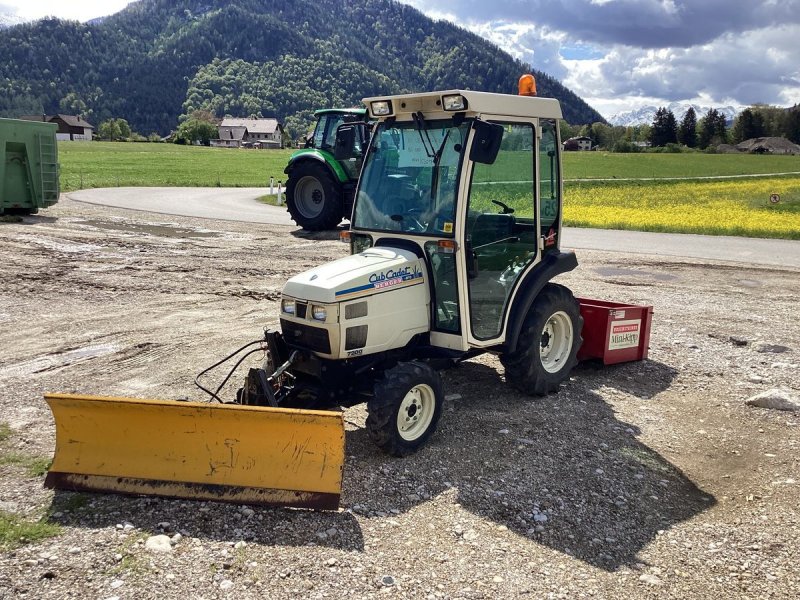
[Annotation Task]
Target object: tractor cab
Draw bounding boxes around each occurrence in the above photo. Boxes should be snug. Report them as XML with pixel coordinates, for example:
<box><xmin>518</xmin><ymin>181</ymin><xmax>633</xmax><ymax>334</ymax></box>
<box><xmin>340</xmin><ymin>89</ymin><xmax>570</xmax><ymax>353</ymax></box>
<box><xmin>308</xmin><ymin>108</ymin><xmax>369</xmax><ymax>179</ymax></box>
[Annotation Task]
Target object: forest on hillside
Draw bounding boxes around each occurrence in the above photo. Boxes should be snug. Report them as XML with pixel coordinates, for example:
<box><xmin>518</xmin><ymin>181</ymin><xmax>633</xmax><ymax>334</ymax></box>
<box><xmin>0</xmin><ymin>0</ymin><xmax>604</xmax><ymax>136</ymax></box>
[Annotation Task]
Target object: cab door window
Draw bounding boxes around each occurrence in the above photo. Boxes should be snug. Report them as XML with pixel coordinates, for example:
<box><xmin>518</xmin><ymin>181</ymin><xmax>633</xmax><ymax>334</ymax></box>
<box><xmin>539</xmin><ymin>119</ymin><xmax>561</xmax><ymax>252</ymax></box>
<box><xmin>466</xmin><ymin>122</ymin><xmax>537</xmax><ymax>340</ymax></box>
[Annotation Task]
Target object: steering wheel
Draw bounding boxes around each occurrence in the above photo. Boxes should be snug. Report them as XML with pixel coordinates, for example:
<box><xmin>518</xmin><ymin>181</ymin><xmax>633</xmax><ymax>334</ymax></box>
<box><xmin>405</xmin><ymin>207</ymin><xmax>427</xmax><ymax>232</ymax></box>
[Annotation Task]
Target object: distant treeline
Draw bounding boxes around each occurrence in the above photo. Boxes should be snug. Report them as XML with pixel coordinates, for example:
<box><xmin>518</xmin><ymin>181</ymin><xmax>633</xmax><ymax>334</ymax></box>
<box><xmin>0</xmin><ymin>0</ymin><xmax>604</xmax><ymax>137</ymax></box>
<box><xmin>565</xmin><ymin>104</ymin><xmax>800</xmax><ymax>152</ymax></box>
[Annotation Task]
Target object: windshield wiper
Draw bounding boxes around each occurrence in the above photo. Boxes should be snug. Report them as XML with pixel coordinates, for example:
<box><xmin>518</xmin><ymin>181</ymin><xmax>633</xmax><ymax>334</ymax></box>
<box><xmin>430</xmin><ymin>128</ymin><xmax>451</xmax><ymax>199</ymax></box>
<box><xmin>412</xmin><ymin>111</ymin><xmax>452</xmax><ymax>200</ymax></box>
<box><xmin>412</xmin><ymin>111</ymin><xmax>436</xmax><ymax>158</ymax></box>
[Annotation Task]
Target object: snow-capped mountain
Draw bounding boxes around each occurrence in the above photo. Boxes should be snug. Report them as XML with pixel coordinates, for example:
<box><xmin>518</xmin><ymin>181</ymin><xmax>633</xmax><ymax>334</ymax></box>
<box><xmin>0</xmin><ymin>13</ymin><xmax>26</xmax><ymax>28</ymax></box>
<box><xmin>608</xmin><ymin>102</ymin><xmax>741</xmax><ymax>127</ymax></box>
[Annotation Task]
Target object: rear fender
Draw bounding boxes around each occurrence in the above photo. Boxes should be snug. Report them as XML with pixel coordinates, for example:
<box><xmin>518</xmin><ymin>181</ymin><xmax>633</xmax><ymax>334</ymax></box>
<box><xmin>285</xmin><ymin>150</ymin><xmax>349</xmax><ymax>183</ymax></box>
<box><xmin>504</xmin><ymin>251</ymin><xmax>579</xmax><ymax>353</ymax></box>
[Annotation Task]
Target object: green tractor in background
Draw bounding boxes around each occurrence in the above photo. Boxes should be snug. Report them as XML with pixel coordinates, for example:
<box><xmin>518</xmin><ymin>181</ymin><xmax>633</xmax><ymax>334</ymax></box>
<box><xmin>284</xmin><ymin>108</ymin><xmax>370</xmax><ymax>230</ymax></box>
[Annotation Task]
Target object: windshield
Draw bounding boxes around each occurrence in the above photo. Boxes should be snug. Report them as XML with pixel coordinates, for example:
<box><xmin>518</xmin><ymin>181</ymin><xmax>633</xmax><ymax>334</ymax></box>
<box><xmin>353</xmin><ymin>118</ymin><xmax>469</xmax><ymax>235</ymax></box>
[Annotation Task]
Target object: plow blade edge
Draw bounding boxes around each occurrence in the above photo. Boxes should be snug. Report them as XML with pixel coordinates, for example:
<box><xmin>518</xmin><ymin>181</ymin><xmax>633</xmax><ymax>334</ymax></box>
<box><xmin>44</xmin><ymin>393</ymin><xmax>344</xmax><ymax>510</ymax></box>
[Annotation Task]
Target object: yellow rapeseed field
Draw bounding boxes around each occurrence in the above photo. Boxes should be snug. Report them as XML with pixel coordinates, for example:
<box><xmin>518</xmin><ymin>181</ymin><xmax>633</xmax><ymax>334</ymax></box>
<box><xmin>564</xmin><ymin>177</ymin><xmax>800</xmax><ymax>239</ymax></box>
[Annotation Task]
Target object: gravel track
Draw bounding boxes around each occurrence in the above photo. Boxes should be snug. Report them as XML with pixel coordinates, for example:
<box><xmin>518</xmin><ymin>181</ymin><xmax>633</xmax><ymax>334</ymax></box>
<box><xmin>1</xmin><ymin>197</ymin><xmax>798</xmax><ymax>599</ymax></box>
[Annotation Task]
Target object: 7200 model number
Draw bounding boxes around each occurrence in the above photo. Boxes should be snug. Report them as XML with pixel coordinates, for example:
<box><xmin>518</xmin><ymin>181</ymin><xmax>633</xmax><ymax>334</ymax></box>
<box><xmin>347</xmin><ymin>349</ymin><xmax>363</xmax><ymax>357</ymax></box>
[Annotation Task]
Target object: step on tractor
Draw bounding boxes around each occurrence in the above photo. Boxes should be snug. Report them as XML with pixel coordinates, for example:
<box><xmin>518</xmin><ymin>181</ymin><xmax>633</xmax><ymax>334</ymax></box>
<box><xmin>284</xmin><ymin>108</ymin><xmax>370</xmax><ymax>230</ymax></box>
<box><xmin>45</xmin><ymin>77</ymin><xmax>652</xmax><ymax>510</ymax></box>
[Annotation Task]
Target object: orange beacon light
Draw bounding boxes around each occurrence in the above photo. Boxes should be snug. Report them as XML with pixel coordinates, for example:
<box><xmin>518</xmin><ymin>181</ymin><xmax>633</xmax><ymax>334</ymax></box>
<box><xmin>518</xmin><ymin>74</ymin><xmax>537</xmax><ymax>96</ymax></box>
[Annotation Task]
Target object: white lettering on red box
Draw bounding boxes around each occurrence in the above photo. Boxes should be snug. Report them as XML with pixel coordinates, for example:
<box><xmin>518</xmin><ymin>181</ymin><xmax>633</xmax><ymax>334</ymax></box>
<box><xmin>608</xmin><ymin>319</ymin><xmax>641</xmax><ymax>350</ymax></box>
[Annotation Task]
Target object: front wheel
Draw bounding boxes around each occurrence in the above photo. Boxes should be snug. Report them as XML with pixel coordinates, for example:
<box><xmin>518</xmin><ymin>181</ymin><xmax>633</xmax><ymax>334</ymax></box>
<box><xmin>501</xmin><ymin>283</ymin><xmax>583</xmax><ymax>396</ymax></box>
<box><xmin>366</xmin><ymin>361</ymin><xmax>444</xmax><ymax>457</ymax></box>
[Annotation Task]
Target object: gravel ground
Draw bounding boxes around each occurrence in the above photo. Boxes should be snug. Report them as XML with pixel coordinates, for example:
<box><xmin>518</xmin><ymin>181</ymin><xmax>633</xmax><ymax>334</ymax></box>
<box><xmin>1</xmin><ymin>196</ymin><xmax>798</xmax><ymax>599</ymax></box>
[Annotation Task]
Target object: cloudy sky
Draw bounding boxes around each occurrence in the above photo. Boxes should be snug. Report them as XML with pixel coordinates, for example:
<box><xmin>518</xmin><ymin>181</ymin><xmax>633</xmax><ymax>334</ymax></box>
<box><xmin>2</xmin><ymin>0</ymin><xmax>799</xmax><ymax>119</ymax></box>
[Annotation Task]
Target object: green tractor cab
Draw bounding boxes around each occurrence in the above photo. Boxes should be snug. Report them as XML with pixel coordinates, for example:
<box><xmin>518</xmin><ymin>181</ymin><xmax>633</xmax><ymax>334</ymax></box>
<box><xmin>284</xmin><ymin>108</ymin><xmax>370</xmax><ymax>230</ymax></box>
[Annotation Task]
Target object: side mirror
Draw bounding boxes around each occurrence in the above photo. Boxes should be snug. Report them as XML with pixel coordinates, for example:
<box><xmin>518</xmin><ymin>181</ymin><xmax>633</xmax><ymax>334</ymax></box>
<box><xmin>334</xmin><ymin>125</ymin><xmax>359</xmax><ymax>160</ymax></box>
<box><xmin>469</xmin><ymin>120</ymin><xmax>504</xmax><ymax>165</ymax></box>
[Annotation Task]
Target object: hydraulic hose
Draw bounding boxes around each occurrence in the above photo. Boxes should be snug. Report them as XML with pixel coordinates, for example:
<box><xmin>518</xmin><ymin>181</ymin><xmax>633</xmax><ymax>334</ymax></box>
<box><xmin>194</xmin><ymin>339</ymin><xmax>266</xmax><ymax>403</ymax></box>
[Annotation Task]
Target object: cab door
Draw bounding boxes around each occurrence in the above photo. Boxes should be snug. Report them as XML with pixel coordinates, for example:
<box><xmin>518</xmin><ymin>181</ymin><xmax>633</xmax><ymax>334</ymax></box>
<box><xmin>462</xmin><ymin>119</ymin><xmax>539</xmax><ymax>344</ymax></box>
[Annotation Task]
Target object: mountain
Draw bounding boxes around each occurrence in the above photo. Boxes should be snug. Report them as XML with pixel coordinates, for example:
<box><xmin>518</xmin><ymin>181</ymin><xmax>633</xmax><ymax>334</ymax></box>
<box><xmin>0</xmin><ymin>14</ymin><xmax>25</xmax><ymax>29</ymax></box>
<box><xmin>0</xmin><ymin>0</ymin><xmax>604</xmax><ymax>135</ymax></box>
<box><xmin>608</xmin><ymin>102</ymin><xmax>741</xmax><ymax>127</ymax></box>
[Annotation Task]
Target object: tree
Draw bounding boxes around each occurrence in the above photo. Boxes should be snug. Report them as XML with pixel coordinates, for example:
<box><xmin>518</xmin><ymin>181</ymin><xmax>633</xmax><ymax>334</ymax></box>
<box><xmin>698</xmin><ymin>108</ymin><xmax>728</xmax><ymax>149</ymax></box>
<box><xmin>784</xmin><ymin>106</ymin><xmax>800</xmax><ymax>144</ymax></box>
<box><xmin>678</xmin><ymin>107</ymin><xmax>697</xmax><ymax>148</ymax></box>
<box><xmin>97</xmin><ymin>118</ymin><xmax>132</xmax><ymax>141</ymax></box>
<box><xmin>175</xmin><ymin>114</ymin><xmax>218</xmax><ymax>145</ymax></box>
<box><xmin>732</xmin><ymin>108</ymin><xmax>766</xmax><ymax>144</ymax></box>
<box><xmin>649</xmin><ymin>107</ymin><xmax>678</xmax><ymax>147</ymax></box>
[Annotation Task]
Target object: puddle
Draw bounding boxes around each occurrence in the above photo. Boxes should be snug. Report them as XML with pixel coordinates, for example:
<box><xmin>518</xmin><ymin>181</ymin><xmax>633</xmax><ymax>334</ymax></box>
<box><xmin>738</xmin><ymin>279</ymin><xmax>763</xmax><ymax>288</ymax></box>
<box><xmin>79</xmin><ymin>219</ymin><xmax>221</xmax><ymax>239</ymax></box>
<box><xmin>593</xmin><ymin>267</ymin><xmax>678</xmax><ymax>281</ymax></box>
<box><xmin>0</xmin><ymin>343</ymin><xmax>120</xmax><ymax>378</ymax></box>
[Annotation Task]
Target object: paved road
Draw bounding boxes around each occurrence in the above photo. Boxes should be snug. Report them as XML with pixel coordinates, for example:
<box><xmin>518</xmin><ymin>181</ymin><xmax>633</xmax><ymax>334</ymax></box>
<box><xmin>68</xmin><ymin>187</ymin><xmax>296</xmax><ymax>227</ymax></box>
<box><xmin>68</xmin><ymin>187</ymin><xmax>800</xmax><ymax>269</ymax></box>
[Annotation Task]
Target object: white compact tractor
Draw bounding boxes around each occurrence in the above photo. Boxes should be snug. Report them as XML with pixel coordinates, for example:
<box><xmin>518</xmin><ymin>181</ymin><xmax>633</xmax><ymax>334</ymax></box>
<box><xmin>47</xmin><ymin>78</ymin><xmax>652</xmax><ymax>509</ymax></box>
<box><xmin>243</xmin><ymin>79</ymin><xmax>584</xmax><ymax>457</ymax></box>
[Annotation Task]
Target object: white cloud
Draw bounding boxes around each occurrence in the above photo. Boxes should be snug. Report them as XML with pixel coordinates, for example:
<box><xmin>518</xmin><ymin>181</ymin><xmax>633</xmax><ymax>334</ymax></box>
<box><xmin>402</xmin><ymin>0</ymin><xmax>800</xmax><ymax>118</ymax></box>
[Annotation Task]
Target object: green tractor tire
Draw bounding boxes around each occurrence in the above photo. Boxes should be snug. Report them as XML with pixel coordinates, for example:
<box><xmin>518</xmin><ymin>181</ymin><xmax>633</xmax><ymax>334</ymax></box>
<box><xmin>286</xmin><ymin>161</ymin><xmax>344</xmax><ymax>230</ymax></box>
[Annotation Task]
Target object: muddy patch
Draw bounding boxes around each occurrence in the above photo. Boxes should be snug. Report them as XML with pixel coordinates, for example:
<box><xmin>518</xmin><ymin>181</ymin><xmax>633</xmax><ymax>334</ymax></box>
<box><xmin>79</xmin><ymin>219</ymin><xmax>222</xmax><ymax>239</ymax></box>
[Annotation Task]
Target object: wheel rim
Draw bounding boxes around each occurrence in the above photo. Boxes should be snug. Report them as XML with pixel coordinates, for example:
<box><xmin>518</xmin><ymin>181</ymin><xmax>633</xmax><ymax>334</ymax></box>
<box><xmin>294</xmin><ymin>176</ymin><xmax>325</xmax><ymax>219</ymax></box>
<box><xmin>396</xmin><ymin>383</ymin><xmax>436</xmax><ymax>442</ymax></box>
<box><xmin>540</xmin><ymin>310</ymin><xmax>574</xmax><ymax>373</ymax></box>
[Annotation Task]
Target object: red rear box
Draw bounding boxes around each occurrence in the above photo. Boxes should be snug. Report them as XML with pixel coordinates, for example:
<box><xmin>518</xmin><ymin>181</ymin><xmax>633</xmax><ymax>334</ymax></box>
<box><xmin>576</xmin><ymin>298</ymin><xmax>653</xmax><ymax>365</ymax></box>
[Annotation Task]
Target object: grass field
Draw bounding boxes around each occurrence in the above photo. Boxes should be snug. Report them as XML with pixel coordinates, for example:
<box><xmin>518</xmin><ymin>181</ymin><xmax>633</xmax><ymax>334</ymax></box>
<box><xmin>563</xmin><ymin>152</ymin><xmax>800</xmax><ymax>180</ymax></box>
<box><xmin>59</xmin><ymin>142</ymin><xmax>293</xmax><ymax>191</ymax></box>
<box><xmin>58</xmin><ymin>142</ymin><xmax>800</xmax><ymax>238</ymax></box>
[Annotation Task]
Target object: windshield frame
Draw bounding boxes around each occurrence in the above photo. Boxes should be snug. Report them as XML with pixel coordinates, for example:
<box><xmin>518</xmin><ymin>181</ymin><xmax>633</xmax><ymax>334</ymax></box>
<box><xmin>351</xmin><ymin>117</ymin><xmax>471</xmax><ymax>238</ymax></box>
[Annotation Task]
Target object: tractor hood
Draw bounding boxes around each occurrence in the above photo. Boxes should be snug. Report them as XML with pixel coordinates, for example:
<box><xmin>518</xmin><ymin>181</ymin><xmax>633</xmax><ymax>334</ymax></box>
<box><xmin>282</xmin><ymin>247</ymin><xmax>426</xmax><ymax>304</ymax></box>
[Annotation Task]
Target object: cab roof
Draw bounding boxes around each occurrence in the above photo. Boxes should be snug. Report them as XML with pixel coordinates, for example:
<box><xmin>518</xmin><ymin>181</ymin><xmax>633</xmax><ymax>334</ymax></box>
<box><xmin>362</xmin><ymin>90</ymin><xmax>562</xmax><ymax>121</ymax></box>
<box><xmin>313</xmin><ymin>108</ymin><xmax>367</xmax><ymax>117</ymax></box>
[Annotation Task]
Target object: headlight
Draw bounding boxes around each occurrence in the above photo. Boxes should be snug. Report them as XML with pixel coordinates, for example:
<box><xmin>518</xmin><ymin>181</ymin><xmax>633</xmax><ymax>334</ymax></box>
<box><xmin>442</xmin><ymin>94</ymin><xmax>467</xmax><ymax>111</ymax></box>
<box><xmin>281</xmin><ymin>299</ymin><xmax>296</xmax><ymax>315</ymax></box>
<box><xmin>312</xmin><ymin>305</ymin><xmax>327</xmax><ymax>321</ymax></box>
<box><xmin>371</xmin><ymin>100</ymin><xmax>392</xmax><ymax>116</ymax></box>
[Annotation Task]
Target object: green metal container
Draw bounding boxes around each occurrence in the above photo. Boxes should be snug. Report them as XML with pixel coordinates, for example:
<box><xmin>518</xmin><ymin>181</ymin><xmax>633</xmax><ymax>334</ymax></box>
<box><xmin>1</xmin><ymin>117</ymin><xmax>60</xmax><ymax>215</ymax></box>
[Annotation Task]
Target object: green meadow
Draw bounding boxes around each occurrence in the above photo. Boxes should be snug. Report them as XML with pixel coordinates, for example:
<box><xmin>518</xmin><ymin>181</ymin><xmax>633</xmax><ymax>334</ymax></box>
<box><xmin>58</xmin><ymin>142</ymin><xmax>294</xmax><ymax>191</ymax></box>
<box><xmin>58</xmin><ymin>142</ymin><xmax>800</xmax><ymax>238</ymax></box>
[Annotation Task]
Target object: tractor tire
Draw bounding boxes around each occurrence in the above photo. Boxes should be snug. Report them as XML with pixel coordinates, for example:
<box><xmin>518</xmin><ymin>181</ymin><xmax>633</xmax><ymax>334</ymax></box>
<box><xmin>366</xmin><ymin>361</ymin><xmax>444</xmax><ymax>457</ymax></box>
<box><xmin>501</xmin><ymin>283</ymin><xmax>583</xmax><ymax>396</ymax></box>
<box><xmin>286</xmin><ymin>161</ymin><xmax>343</xmax><ymax>230</ymax></box>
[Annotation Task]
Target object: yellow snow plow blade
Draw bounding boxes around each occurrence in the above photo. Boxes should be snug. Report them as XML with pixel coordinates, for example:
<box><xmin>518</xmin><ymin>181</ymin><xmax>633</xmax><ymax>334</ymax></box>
<box><xmin>44</xmin><ymin>393</ymin><xmax>345</xmax><ymax>510</ymax></box>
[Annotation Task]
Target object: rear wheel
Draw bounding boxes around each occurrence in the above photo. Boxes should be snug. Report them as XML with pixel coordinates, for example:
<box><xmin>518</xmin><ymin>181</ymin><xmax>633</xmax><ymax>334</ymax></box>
<box><xmin>501</xmin><ymin>283</ymin><xmax>582</xmax><ymax>395</ymax></box>
<box><xmin>366</xmin><ymin>361</ymin><xmax>443</xmax><ymax>457</ymax></box>
<box><xmin>286</xmin><ymin>161</ymin><xmax>343</xmax><ymax>230</ymax></box>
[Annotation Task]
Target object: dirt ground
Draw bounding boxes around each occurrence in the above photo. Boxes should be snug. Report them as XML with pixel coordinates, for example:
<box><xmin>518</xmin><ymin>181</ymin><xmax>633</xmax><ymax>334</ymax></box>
<box><xmin>1</xmin><ymin>196</ymin><xmax>798</xmax><ymax>599</ymax></box>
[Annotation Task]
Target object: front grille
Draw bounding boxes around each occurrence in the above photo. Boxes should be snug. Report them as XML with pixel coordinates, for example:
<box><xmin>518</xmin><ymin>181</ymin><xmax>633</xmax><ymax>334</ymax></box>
<box><xmin>345</xmin><ymin>301</ymin><xmax>368</xmax><ymax>320</ymax></box>
<box><xmin>296</xmin><ymin>302</ymin><xmax>308</xmax><ymax>319</ymax></box>
<box><xmin>345</xmin><ymin>325</ymin><xmax>368</xmax><ymax>350</ymax></box>
<box><xmin>280</xmin><ymin>319</ymin><xmax>331</xmax><ymax>354</ymax></box>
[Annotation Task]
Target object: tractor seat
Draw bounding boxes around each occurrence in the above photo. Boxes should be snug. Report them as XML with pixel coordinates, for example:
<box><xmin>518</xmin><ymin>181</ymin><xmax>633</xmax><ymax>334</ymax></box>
<box><xmin>470</xmin><ymin>213</ymin><xmax>515</xmax><ymax>249</ymax></box>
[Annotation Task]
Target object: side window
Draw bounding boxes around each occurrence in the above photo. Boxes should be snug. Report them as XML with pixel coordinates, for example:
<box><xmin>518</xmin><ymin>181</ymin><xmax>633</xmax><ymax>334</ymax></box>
<box><xmin>312</xmin><ymin>116</ymin><xmax>326</xmax><ymax>148</ymax></box>
<box><xmin>539</xmin><ymin>120</ymin><xmax>561</xmax><ymax>250</ymax></box>
<box><xmin>466</xmin><ymin>122</ymin><xmax>537</xmax><ymax>340</ymax></box>
<box><xmin>322</xmin><ymin>115</ymin><xmax>345</xmax><ymax>149</ymax></box>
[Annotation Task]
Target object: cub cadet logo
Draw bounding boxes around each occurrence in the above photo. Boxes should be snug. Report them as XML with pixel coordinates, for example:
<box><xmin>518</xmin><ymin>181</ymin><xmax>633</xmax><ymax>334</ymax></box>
<box><xmin>608</xmin><ymin>319</ymin><xmax>641</xmax><ymax>351</ymax></box>
<box><xmin>368</xmin><ymin>265</ymin><xmax>422</xmax><ymax>290</ymax></box>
